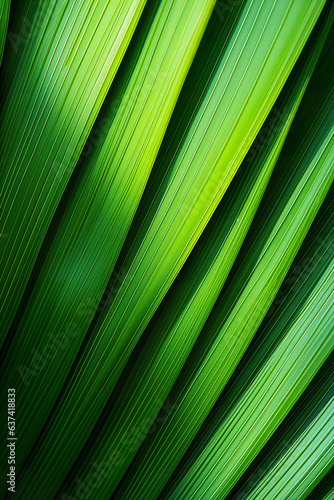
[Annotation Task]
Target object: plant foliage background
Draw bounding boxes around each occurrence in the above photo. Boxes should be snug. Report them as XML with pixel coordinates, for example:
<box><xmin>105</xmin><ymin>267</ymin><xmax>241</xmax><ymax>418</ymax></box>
<box><xmin>0</xmin><ymin>0</ymin><xmax>333</xmax><ymax>499</ymax></box>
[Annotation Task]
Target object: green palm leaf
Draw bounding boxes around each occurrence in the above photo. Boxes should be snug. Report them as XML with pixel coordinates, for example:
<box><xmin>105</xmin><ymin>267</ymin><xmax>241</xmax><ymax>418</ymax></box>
<box><xmin>162</xmin><ymin>190</ymin><xmax>334</xmax><ymax>499</ymax></box>
<box><xmin>306</xmin><ymin>470</ymin><xmax>334</xmax><ymax>500</ymax></box>
<box><xmin>225</xmin><ymin>352</ymin><xmax>334</xmax><ymax>499</ymax></box>
<box><xmin>0</xmin><ymin>0</ymin><xmax>147</xmax><ymax>342</ymax></box>
<box><xmin>0</xmin><ymin>0</ymin><xmax>217</xmax><ymax>493</ymax></box>
<box><xmin>0</xmin><ymin>1</ymin><xmax>332</xmax><ymax>498</ymax></box>
<box><xmin>244</xmin><ymin>396</ymin><xmax>334</xmax><ymax>500</ymax></box>
<box><xmin>56</xmin><ymin>12</ymin><xmax>330</xmax><ymax>496</ymax></box>
<box><xmin>12</xmin><ymin>4</ymin><xmax>329</xmax><ymax>496</ymax></box>
<box><xmin>114</xmin><ymin>28</ymin><xmax>334</xmax><ymax>497</ymax></box>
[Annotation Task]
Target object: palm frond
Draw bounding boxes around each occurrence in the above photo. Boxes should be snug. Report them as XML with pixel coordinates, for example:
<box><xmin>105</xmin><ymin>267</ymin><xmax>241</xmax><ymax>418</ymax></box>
<box><xmin>0</xmin><ymin>0</ymin><xmax>147</xmax><ymax>341</ymax></box>
<box><xmin>0</xmin><ymin>1</ymin><xmax>333</xmax><ymax>499</ymax></box>
<box><xmin>114</xmin><ymin>24</ymin><xmax>334</xmax><ymax>497</ymax></box>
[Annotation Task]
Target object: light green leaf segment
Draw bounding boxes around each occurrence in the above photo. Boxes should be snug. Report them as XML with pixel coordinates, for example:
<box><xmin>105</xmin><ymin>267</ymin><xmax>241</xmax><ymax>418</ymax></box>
<box><xmin>0</xmin><ymin>0</ymin><xmax>217</xmax><ymax>484</ymax></box>
<box><xmin>79</xmin><ymin>0</ymin><xmax>327</xmax><ymax>410</ymax></box>
<box><xmin>115</xmin><ymin>16</ymin><xmax>334</xmax><ymax>497</ymax></box>
<box><xmin>16</xmin><ymin>4</ymin><xmax>328</xmax><ymax>497</ymax></box>
<box><xmin>56</xmin><ymin>8</ymin><xmax>332</xmax><ymax>497</ymax></box>
<box><xmin>224</xmin><ymin>352</ymin><xmax>334</xmax><ymax>500</ymax></box>
<box><xmin>163</xmin><ymin>193</ymin><xmax>334</xmax><ymax>499</ymax></box>
<box><xmin>244</xmin><ymin>392</ymin><xmax>334</xmax><ymax>500</ymax></box>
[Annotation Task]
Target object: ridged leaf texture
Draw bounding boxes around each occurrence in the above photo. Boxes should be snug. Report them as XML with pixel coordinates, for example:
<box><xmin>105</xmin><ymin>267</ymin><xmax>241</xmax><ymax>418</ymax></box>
<box><xmin>0</xmin><ymin>0</ymin><xmax>333</xmax><ymax>499</ymax></box>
